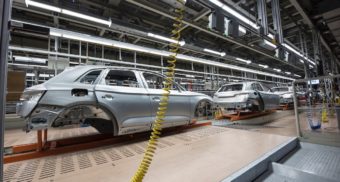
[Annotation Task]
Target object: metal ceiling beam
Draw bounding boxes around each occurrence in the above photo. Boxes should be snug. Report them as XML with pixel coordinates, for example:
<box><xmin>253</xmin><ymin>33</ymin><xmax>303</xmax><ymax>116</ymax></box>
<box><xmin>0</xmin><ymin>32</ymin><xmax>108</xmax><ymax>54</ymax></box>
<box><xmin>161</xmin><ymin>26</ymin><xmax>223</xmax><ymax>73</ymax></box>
<box><xmin>179</xmin><ymin>8</ymin><xmax>211</xmax><ymax>32</ymax></box>
<box><xmin>125</xmin><ymin>0</ymin><xmax>303</xmax><ymax>71</ymax></box>
<box><xmin>288</xmin><ymin>0</ymin><xmax>340</xmax><ymax>67</ymax></box>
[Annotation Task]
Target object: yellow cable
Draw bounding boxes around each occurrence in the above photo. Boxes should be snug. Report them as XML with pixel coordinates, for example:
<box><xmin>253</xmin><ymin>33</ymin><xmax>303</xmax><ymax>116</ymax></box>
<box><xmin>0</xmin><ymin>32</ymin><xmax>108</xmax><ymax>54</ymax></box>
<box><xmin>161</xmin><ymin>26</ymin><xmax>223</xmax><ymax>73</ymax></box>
<box><xmin>130</xmin><ymin>1</ymin><xmax>185</xmax><ymax>181</ymax></box>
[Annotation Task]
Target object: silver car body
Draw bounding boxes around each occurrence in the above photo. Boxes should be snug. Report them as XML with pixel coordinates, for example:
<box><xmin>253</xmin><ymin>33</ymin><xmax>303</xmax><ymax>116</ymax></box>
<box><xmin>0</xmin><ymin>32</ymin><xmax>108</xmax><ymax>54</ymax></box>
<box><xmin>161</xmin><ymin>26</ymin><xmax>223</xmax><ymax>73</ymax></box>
<box><xmin>270</xmin><ymin>87</ymin><xmax>294</xmax><ymax>104</ymax></box>
<box><xmin>16</xmin><ymin>66</ymin><xmax>212</xmax><ymax>135</ymax></box>
<box><xmin>213</xmin><ymin>82</ymin><xmax>280</xmax><ymax>112</ymax></box>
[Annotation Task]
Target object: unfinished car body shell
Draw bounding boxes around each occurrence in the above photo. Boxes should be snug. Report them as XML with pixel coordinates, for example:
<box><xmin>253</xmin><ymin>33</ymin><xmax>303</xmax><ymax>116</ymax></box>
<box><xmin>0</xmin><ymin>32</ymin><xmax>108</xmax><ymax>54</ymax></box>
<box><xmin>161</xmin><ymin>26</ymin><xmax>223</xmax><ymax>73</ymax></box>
<box><xmin>213</xmin><ymin>82</ymin><xmax>280</xmax><ymax>113</ymax></box>
<box><xmin>17</xmin><ymin>66</ymin><xmax>212</xmax><ymax>135</ymax></box>
<box><xmin>270</xmin><ymin>86</ymin><xmax>294</xmax><ymax>105</ymax></box>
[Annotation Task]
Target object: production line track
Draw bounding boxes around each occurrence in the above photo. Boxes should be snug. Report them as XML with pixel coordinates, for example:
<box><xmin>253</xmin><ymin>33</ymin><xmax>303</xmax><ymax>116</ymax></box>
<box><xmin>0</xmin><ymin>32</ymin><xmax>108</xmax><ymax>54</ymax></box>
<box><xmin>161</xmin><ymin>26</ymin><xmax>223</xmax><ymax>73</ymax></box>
<box><xmin>4</xmin><ymin>122</ymin><xmax>211</xmax><ymax>164</ymax></box>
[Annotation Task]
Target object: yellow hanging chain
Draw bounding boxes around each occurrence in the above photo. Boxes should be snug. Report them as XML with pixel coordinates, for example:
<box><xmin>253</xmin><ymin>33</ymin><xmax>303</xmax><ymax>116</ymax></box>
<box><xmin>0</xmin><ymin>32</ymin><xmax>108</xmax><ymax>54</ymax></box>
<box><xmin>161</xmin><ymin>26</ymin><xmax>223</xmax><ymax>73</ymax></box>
<box><xmin>130</xmin><ymin>1</ymin><xmax>185</xmax><ymax>181</ymax></box>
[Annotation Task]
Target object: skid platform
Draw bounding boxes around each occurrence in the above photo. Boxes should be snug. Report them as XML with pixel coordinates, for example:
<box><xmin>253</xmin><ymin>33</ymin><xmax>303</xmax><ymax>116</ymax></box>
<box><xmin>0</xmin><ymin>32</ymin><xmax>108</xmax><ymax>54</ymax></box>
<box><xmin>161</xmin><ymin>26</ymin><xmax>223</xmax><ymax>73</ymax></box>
<box><xmin>215</xmin><ymin>109</ymin><xmax>276</xmax><ymax>121</ymax></box>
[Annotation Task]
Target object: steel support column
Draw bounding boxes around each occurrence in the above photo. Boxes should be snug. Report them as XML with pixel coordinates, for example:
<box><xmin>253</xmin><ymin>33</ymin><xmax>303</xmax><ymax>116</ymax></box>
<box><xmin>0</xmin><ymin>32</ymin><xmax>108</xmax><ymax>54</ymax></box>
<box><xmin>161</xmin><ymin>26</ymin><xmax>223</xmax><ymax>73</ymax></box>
<box><xmin>312</xmin><ymin>30</ymin><xmax>324</xmax><ymax>75</ymax></box>
<box><xmin>0</xmin><ymin>0</ymin><xmax>12</xmax><ymax>179</ymax></box>
<box><xmin>299</xmin><ymin>32</ymin><xmax>309</xmax><ymax>78</ymax></box>
<box><xmin>257</xmin><ymin>0</ymin><xmax>268</xmax><ymax>35</ymax></box>
<box><xmin>271</xmin><ymin>0</ymin><xmax>284</xmax><ymax>59</ymax></box>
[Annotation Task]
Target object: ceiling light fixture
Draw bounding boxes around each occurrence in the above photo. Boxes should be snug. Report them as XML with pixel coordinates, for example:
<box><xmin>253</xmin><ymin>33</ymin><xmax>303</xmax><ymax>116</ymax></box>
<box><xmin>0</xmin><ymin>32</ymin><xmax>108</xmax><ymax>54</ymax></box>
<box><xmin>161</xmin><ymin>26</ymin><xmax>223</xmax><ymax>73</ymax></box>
<box><xmin>25</xmin><ymin>0</ymin><xmax>111</xmax><ymax>26</ymax></box>
<box><xmin>236</xmin><ymin>57</ymin><xmax>251</xmax><ymax>64</ymax></box>
<box><xmin>283</xmin><ymin>43</ymin><xmax>316</xmax><ymax>65</ymax></box>
<box><xmin>209</xmin><ymin>0</ymin><xmax>259</xmax><ymax>29</ymax></box>
<box><xmin>147</xmin><ymin>33</ymin><xmax>185</xmax><ymax>46</ymax></box>
<box><xmin>25</xmin><ymin>0</ymin><xmax>61</xmax><ymax>12</ymax></box>
<box><xmin>259</xmin><ymin>64</ymin><xmax>268</xmax><ymax>68</ymax></box>
<box><xmin>13</xmin><ymin>56</ymin><xmax>47</xmax><ymax>64</ymax></box>
<box><xmin>203</xmin><ymin>48</ymin><xmax>226</xmax><ymax>56</ymax></box>
<box><xmin>285</xmin><ymin>72</ymin><xmax>291</xmax><ymax>74</ymax></box>
<box><xmin>294</xmin><ymin>74</ymin><xmax>301</xmax><ymax>77</ymax></box>
<box><xmin>238</xmin><ymin>26</ymin><xmax>247</xmax><ymax>34</ymax></box>
<box><xmin>263</xmin><ymin>40</ymin><xmax>277</xmax><ymax>48</ymax></box>
<box><xmin>273</xmin><ymin>68</ymin><xmax>281</xmax><ymax>72</ymax></box>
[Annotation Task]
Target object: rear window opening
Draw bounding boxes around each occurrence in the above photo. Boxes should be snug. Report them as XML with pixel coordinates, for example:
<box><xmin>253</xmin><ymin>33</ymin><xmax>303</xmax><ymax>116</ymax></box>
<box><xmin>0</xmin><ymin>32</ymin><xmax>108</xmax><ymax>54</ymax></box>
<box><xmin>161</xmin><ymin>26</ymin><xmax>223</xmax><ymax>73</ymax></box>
<box><xmin>105</xmin><ymin>70</ymin><xmax>140</xmax><ymax>87</ymax></box>
<box><xmin>79</xmin><ymin>70</ymin><xmax>103</xmax><ymax>84</ymax></box>
<box><xmin>219</xmin><ymin>84</ymin><xmax>243</xmax><ymax>92</ymax></box>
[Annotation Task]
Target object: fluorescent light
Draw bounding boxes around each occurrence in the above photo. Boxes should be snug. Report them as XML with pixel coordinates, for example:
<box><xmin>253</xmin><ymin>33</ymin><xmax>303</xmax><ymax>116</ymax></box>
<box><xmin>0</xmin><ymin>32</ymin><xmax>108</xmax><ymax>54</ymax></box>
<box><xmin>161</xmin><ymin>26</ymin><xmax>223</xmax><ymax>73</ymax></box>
<box><xmin>299</xmin><ymin>59</ymin><xmax>304</xmax><ymax>63</ymax></box>
<box><xmin>273</xmin><ymin>68</ymin><xmax>281</xmax><ymax>72</ymax></box>
<box><xmin>264</xmin><ymin>40</ymin><xmax>277</xmax><ymax>48</ymax></box>
<box><xmin>14</xmin><ymin>56</ymin><xmax>46</xmax><ymax>64</ymax></box>
<box><xmin>203</xmin><ymin>48</ymin><xmax>225</xmax><ymax>56</ymax></box>
<box><xmin>50</xmin><ymin>31</ymin><xmax>62</xmax><ymax>37</ymax></box>
<box><xmin>238</xmin><ymin>26</ymin><xmax>246</xmax><ymax>34</ymax></box>
<box><xmin>309</xmin><ymin>65</ymin><xmax>313</xmax><ymax>69</ymax></box>
<box><xmin>283</xmin><ymin>43</ymin><xmax>316</xmax><ymax>65</ymax></box>
<box><xmin>40</xmin><ymin>74</ymin><xmax>51</xmax><ymax>78</ymax></box>
<box><xmin>26</xmin><ymin>0</ymin><xmax>111</xmax><ymax>26</ymax></box>
<box><xmin>61</xmin><ymin>9</ymin><xmax>112</xmax><ymax>26</ymax></box>
<box><xmin>209</xmin><ymin>0</ymin><xmax>259</xmax><ymax>29</ymax></box>
<box><xmin>51</xmin><ymin>29</ymin><xmax>113</xmax><ymax>46</ymax></box>
<box><xmin>185</xmin><ymin>74</ymin><xmax>195</xmax><ymax>78</ymax></box>
<box><xmin>259</xmin><ymin>64</ymin><xmax>268</xmax><ymax>68</ymax></box>
<box><xmin>147</xmin><ymin>33</ymin><xmax>185</xmax><ymax>46</ymax></box>
<box><xmin>285</xmin><ymin>72</ymin><xmax>291</xmax><ymax>74</ymax></box>
<box><xmin>25</xmin><ymin>0</ymin><xmax>61</xmax><ymax>12</ymax></box>
<box><xmin>268</xmin><ymin>33</ymin><xmax>274</xmax><ymax>39</ymax></box>
<box><xmin>294</xmin><ymin>74</ymin><xmax>301</xmax><ymax>77</ymax></box>
<box><xmin>236</xmin><ymin>57</ymin><xmax>251</xmax><ymax>64</ymax></box>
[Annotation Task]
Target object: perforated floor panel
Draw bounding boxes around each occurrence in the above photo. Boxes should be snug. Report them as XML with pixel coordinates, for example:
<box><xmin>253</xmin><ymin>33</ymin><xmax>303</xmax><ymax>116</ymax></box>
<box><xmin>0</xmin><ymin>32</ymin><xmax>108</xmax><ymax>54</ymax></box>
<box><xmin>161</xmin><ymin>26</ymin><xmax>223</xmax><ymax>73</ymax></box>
<box><xmin>4</xmin><ymin>126</ymin><xmax>292</xmax><ymax>182</ymax></box>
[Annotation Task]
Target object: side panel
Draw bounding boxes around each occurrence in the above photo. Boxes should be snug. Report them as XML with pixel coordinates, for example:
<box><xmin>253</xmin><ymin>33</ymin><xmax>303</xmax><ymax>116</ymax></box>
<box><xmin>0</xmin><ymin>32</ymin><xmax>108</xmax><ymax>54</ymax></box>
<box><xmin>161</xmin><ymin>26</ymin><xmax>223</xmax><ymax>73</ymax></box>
<box><xmin>94</xmin><ymin>85</ymin><xmax>152</xmax><ymax>135</ymax></box>
<box><xmin>39</xmin><ymin>83</ymin><xmax>97</xmax><ymax>106</ymax></box>
<box><xmin>147</xmin><ymin>89</ymin><xmax>191</xmax><ymax>127</ymax></box>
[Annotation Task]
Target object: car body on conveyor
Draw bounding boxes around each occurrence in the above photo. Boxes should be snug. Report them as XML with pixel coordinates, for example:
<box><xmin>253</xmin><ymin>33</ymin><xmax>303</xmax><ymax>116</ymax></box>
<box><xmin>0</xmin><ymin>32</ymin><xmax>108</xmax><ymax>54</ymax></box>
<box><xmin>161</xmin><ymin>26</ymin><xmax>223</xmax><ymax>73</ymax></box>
<box><xmin>16</xmin><ymin>66</ymin><xmax>212</xmax><ymax>135</ymax></box>
<box><xmin>213</xmin><ymin>82</ymin><xmax>280</xmax><ymax>114</ymax></box>
<box><xmin>270</xmin><ymin>86</ymin><xmax>294</xmax><ymax>105</ymax></box>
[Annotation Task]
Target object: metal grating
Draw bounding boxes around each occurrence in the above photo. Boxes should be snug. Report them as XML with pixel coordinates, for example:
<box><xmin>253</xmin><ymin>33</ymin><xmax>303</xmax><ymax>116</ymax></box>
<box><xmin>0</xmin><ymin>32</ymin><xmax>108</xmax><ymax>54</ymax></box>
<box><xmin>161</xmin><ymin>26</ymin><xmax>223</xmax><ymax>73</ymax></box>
<box><xmin>4</xmin><ymin>126</ymin><xmax>228</xmax><ymax>181</ymax></box>
<box><xmin>16</xmin><ymin>160</ymin><xmax>40</xmax><ymax>181</ymax></box>
<box><xmin>77</xmin><ymin>153</ymin><xmax>92</xmax><ymax>169</ymax></box>
<box><xmin>103</xmin><ymin>148</ymin><xmax>122</xmax><ymax>161</ymax></box>
<box><xmin>60</xmin><ymin>155</ymin><xmax>75</xmax><ymax>174</ymax></box>
<box><xmin>3</xmin><ymin>163</ymin><xmax>22</xmax><ymax>182</ymax></box>
<box><xmin>117</xmin><ymin>147</ymin><xmax>135</xmax><ymax>157</ymax></box>
<box><xmin>92</xmin><ymin>151</ymin><xmax>108</xmax><ymax>165</ymax></box>
<box><xmin>39</xmin><ymin>157</ymin><xmax>57</xmax><ymax>179</ymax></box>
